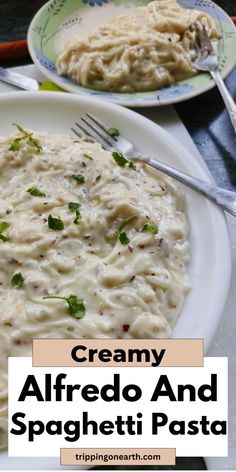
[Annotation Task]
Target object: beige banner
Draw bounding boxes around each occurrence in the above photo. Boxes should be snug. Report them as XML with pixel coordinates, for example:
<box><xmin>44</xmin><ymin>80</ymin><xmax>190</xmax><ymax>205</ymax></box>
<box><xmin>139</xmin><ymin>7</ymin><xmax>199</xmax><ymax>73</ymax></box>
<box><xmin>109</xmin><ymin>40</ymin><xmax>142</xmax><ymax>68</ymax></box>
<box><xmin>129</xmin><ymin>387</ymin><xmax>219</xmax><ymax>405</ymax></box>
<box><xmin>33</xmin><ymin>339</ymin><xmax>203</xmax><ymax>367</ymax></box>
<box><xmin>60</xmin><ymin>448</ymin><xmax>176</xmax><ymax>466</ymax></box>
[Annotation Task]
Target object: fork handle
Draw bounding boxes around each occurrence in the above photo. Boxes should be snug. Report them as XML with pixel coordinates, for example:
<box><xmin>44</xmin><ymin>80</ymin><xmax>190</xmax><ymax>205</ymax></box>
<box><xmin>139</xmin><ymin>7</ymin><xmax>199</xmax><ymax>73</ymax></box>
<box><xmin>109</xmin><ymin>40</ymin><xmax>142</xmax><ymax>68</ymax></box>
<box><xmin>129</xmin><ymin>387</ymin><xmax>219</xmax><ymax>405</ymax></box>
<box><xmin>211</xmin><ymin>70</ymin><xmax>236</xmax><ymax>134</ymax></box>
<box><xmin>141</xmin><ymin>155</ymin><xmax>236</xmax><ymax>216</ymax></box>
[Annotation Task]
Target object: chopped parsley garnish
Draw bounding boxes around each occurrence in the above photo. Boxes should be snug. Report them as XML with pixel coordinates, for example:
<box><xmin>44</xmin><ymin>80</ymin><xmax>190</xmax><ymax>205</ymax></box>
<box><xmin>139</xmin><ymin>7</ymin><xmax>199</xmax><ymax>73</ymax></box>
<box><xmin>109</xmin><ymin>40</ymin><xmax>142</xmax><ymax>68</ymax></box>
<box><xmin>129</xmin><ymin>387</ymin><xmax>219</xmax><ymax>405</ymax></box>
<box><xmin>112</xmin><ymin>151</ymin><xmax>136</xmax><ymax>170</ymax></box>
<box><xmin>0</xmin><ymin>222</ymin><xmax>10</xmax><ymax>233</ymax></box>
<box><xmin>117</xmin><ymin>216</ymin><xmax>137</xmax><ymax>246</ymax></box>
<box><xmin>83</xmin><ymin>153</ymin><xmax>93</xmax><ymax>161</ymax></box>
<box><xmin>0</xmin><ymin>235</ymin><xmax>9</xmax><ymax>242</ymax></box>
<box><xmin>107</xmin><ymin>128</ymin><xmax>120</xmax><ymax>137</ymax></box>
<box><xmin>142</xmin><ymin>223</ymin><xmax>159</xmax><ymax>235</ymax></box>
<box><xmin>119</xmin><ymin>232</ymin><xmax>130</xmax><ymax>245</ymax></box>
<box><xmin>68</xmin><ymin>203</ymin><xmax>81</xmax><ymax>224</ymax></box>
<box><xmin>68</xmin><ymin>202</ymin><xmax>81</xmax><ymax>212</ymax></box>
<box><xmin>10</xmin><ymin>140</ymin><xmax>21</xmax><ymax>152</ymax></box>
<box><xmin>48</xmin><ymin>214</ymin><xmax>64</xmax><ymax>231</ymax></box>
<box><xmin>128</xmin><ymin>161</ymin><xmax>136</xmax><ymax>170</ymax></box>
<box><xmin>73</xmin><ymin>210</ymin><xmax>81</xmax><ymax>225</ymax></box>
<box><xmin>9</xmin><ymin>123</ymin><xmax>42</xmax><ymax>153</ymax></box>
<box><xmin>0</xmin><ymin>221</ymin><xmax>10</xmax><ymax>243</ymax></box>
<box><xmin>27</xmin><ymin>187</ymin><xmax>46</xmax><ymax>197</ymax></box>
<box><xmin>27</xmin><ymin>136</ymin><xmax>42</xmax><ymax>153</ymax></box>
<box><xmin>72</xmin><ymin>174</ymin><xmax>85</xmax><ymax>184</ymax></box>
<box><xmin>13</xmin><ymin>123</ymin><xmax>28</xmax><ymax>134</ymax></box>
<box><xmin>11</xmin><ymin>272</ymin><xmax>24</xmax><ymax>289</ymax></box>
<box><xmin>43</xmin><ymin>294</ymin><xmax>86</xmax><ymax>319</ymax></box>
<box><xmin>112</xmin><ymin>152</ymin><xmax>128</xmax><ymax>167</ymax></box>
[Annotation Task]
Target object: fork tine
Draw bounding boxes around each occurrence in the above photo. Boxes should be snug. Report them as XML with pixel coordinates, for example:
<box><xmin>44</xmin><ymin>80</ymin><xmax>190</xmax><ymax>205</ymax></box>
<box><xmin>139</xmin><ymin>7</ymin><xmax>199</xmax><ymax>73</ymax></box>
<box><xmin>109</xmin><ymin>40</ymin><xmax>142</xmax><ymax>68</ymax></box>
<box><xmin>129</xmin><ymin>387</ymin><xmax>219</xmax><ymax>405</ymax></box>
<box><xmin>80</xmin><ymin>117</ymin><xmax>113</xmax><ymax>148</ymax></box>
<box><xmin>74</xmin><ymin>121</ymin><xmax>112</xmax><ymax>149</ymax></box>
<box><xmin>201</xmin><ymin>25</ymin><xmax>215</xmax><ymax>55</ymax></box>
<box><xmin>75</xmin><ymin>122</ymin><xmax>96</xmax><ymax>141</ymax></box>
<box><xmin>86</xmin><ymin>113</ymin><xmax>118</xmax><ymax>142</ymax></box>
<box><xmin>195</xmin><ymin>23</ymin><xmax>214</xmax><ymax>56</ymax></box>
<box><xmin>71</xmin><ymin>127</ymin><xmax>83</xmax><ymax>139</ymax></box>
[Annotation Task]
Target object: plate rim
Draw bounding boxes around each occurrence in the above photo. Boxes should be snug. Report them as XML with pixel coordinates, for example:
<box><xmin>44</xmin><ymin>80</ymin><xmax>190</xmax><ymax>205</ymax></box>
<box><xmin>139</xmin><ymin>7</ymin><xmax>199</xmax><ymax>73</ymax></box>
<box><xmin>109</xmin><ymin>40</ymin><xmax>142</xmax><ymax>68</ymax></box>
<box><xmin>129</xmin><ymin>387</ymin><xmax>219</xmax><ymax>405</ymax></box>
<box><xmin>27</xmin><ymin>0</ymin><xmax>236</xmax><ymax>107</ymax></box>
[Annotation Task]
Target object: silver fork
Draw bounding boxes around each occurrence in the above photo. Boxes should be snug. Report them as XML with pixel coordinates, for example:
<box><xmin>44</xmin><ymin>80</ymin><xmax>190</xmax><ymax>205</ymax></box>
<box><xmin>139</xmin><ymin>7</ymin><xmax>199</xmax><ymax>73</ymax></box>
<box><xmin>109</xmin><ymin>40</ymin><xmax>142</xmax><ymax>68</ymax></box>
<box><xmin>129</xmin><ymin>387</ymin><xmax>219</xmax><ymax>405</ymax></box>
<box><xmin>72</xmin><ymin>113</ymin><xmax>236</xmax><ymax>217</ymax></box>
<box><xmin>193</xmin><ymin>23</ymin><xmax>236</xmax><ymax>134</ymax></box>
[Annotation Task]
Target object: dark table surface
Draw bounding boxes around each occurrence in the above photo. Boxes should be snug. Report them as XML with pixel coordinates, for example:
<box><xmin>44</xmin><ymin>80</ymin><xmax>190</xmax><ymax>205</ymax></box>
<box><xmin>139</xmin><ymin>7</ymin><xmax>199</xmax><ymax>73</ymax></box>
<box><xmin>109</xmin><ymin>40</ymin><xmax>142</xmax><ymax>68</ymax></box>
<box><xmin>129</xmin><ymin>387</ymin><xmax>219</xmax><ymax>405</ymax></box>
<box><xmin>0</xmin><ymin>1</ymin><xmax>235</xmax><ymax>470</ymax></box>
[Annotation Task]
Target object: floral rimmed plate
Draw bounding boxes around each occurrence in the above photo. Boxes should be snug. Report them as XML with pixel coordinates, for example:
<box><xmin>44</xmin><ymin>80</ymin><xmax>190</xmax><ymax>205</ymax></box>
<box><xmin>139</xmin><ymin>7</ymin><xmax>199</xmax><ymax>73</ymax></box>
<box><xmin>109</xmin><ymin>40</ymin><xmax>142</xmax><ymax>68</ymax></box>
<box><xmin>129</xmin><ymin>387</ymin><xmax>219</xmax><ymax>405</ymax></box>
<box><xmin>28</xmin><ymin>0</ymin><xmax>236</xmax><ymax>107</ymax></box>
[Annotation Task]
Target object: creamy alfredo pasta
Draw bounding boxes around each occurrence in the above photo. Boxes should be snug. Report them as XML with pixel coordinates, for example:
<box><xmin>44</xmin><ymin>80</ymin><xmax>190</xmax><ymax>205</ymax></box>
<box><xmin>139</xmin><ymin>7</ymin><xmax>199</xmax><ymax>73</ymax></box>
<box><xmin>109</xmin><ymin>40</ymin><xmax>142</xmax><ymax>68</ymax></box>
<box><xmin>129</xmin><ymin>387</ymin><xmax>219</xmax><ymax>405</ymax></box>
<box><xmin>0</xmin><ymin>128</ymin><xmax>189</xmax><ymax>449</ymax></box>
<box><xmin>56</xmin><ymin>0</ymin><xmax>220</xmax><ymax>93</ymax></box>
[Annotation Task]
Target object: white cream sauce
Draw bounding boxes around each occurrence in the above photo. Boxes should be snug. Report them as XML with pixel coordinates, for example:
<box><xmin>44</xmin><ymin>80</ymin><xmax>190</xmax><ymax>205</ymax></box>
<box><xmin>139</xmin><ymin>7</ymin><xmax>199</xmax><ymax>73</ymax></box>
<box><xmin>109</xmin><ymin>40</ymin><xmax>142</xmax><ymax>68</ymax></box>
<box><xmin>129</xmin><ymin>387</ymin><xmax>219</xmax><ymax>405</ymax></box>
<box><xmin>0</xmin><ymin>130</ymin><xmax>190</xmax><ymax>448</ymax></box>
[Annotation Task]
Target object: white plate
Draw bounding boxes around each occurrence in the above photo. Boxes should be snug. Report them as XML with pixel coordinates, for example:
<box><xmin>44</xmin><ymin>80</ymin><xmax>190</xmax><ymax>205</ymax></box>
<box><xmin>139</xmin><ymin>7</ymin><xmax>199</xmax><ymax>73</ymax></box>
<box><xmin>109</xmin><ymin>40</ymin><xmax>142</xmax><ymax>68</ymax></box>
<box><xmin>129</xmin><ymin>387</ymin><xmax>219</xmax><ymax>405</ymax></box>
<box><xmin>0</xmin><ymin>91</ymin><xmax>231</xmax><ymax>469</ymax></box>
<box><xmin>27</xmin><ymin>0</ymin><xmax>236</xmax><ymax>107</ymax></box>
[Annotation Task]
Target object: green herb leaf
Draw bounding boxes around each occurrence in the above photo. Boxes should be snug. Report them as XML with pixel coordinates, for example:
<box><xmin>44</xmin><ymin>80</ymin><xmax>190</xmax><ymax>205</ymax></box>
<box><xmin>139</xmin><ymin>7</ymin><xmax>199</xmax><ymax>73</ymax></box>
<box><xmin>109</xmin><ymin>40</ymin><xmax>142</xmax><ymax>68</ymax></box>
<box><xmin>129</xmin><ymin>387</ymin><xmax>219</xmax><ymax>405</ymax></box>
<box><xmin>9</xmin><ymin>123</ymin><xmax>42</xmax><ymax>153</ymax></box>
<box><xmin>68</xmin><ymin>203</ymin><xmax>81</xmax><ymax>224</ymax></box>
<box><xmin>0</xmin><ymin>235</ymin><xmax>9</xmax><ymax>242</ymax></box>
<box><xmin>43</xmin><ymin>294</ymin><xmax>86</xmax><ymax>319</ymax></box>
<box><xmin>11</xmin><ymin>272</ymin><xmax>24</xmax><ymax>289</ymax></box>
<box><xmin>107</xmin><ymin>128</ymin><xmax>120</xmax><ymax>137</ymax></box>
<box><xmin>142</xmin><ymin>223</ymin><xmax>159</xmax><ymax>235</ymax></box>
<box><xmin>27</xmin><ymin>136</ymin><xmax>42</xmax><ymax>153</ymax></box>
<box><xmin>0</xmin><ymin>221</ymin><xmax>10</xmax><ymax>243</ymax></box>
<box><xmin>0</xmin><ymin>222</ymin><xmax>10</xmax><ymax>234</ymax></box>
<box><xmin>83</xmin><ymin>153</ymin><xmax>93</xmax><ymax>161</ymax></box>
<box><xmin>13</xmin><ymin>123</ymin><xmax>28</xmax><ymax>135</ymax></box>
<box><xmin>73</xmin><ymin>210</ymin><xmax>81</xmax><ymax>225</ymax></box>
<box><xmin>9</xmin><ymin>139</ymin><xmax>22</xmax><ymax>152</ymax></box>
<box><xmin>67</xmin><ymin>295</ymin><xmax>85</xmax><ymax>318</ymax></box>
<box><xmin>72</xmin><ymin>174</ymin><xmax>85</xmax><ymax>184</ymax></box>
<box><xmin>27</xmin><ymin>187</ymin><xmax>46</xmax><ymax>197</ymax></box>
<box><xmin>68</xmin><ymin>202</ymin><xmax>81</xmax><ymax>212</ymax></box>
<box><xmin>128</xmin><ymin>161</ymin><xmax>136</xmax><ymax>170</ymax></box>
<box><xmin>117</xmin><ymin>216</ymin><xmax>137</xmax><ymax>246</ymax></box>
<box><xmin>119</xmin><ymin>232</ymin><xmax>130</xmax><ymax>245</ymax></box>
<box><xmin>48</xmin><ymin>214</ymin><xmax>64</xmax><ymax>231</ymax></box>
<box><xmin>112</xmin><ymin>151</ymin><xmax>129</xmax><ymax>167</ymax></box>
<box><xmin>112</xmin><ymin>151</ymin><xmax>136</xmax><ymax>170</ymax></box>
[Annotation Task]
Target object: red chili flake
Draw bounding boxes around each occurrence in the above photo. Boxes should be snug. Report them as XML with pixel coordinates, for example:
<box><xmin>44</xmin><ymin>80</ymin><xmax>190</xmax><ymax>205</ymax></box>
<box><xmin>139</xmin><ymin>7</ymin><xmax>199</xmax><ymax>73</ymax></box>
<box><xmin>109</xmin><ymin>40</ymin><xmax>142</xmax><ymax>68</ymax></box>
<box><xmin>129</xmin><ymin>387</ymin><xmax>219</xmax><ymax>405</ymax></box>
<box><xmin>122</xmin><ymin>324</ymin><xmax>130</xmax><ymax>332</ymax></box>
<box><xmin>73</xmin><ymin>140</ymin><xmax>80</xmax><ymax>143</ymax></box>
<box><xmin>128</xmin><ymin>245</ymin><xmax>133</xmax><ymax>253</ymax></box>
<box><xmin>139</xmin><ymin>243</ymin><xmax>145</xmax><ymax>249</ymax></box>
<box><xmin>13</xmin><ymin>339</ymin><xmax>29</xmax><ymax>346</ymax></box>
<box><xmin>99</xmin><ymin>310</ymin><xmax>103</xmax><ymax>316</ymax></box>
<box><xmin>42</xmin><ymin>218</ymin><xmax>47</xmax><ymax>223</ymax></box>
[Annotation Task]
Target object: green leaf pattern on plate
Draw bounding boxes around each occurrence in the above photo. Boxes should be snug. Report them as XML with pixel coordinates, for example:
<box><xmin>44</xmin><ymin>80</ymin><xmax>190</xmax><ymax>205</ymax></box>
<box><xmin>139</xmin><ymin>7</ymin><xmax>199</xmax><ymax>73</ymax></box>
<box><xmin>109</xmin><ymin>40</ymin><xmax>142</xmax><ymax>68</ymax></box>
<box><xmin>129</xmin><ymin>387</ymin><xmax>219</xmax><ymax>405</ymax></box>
<box><xmin>112</xmin><ymin>0</ymin><xmax>149</xmax><ymax>6</ymax></box>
